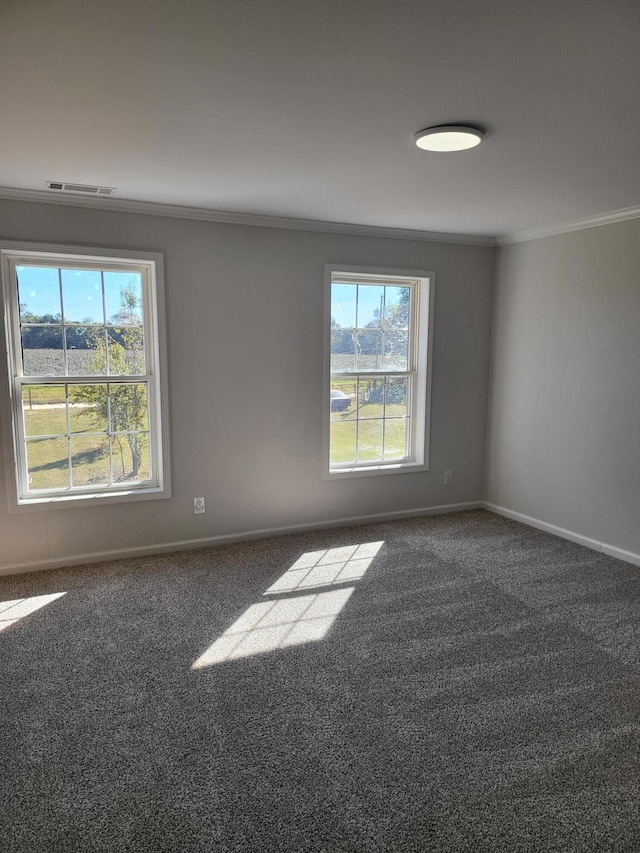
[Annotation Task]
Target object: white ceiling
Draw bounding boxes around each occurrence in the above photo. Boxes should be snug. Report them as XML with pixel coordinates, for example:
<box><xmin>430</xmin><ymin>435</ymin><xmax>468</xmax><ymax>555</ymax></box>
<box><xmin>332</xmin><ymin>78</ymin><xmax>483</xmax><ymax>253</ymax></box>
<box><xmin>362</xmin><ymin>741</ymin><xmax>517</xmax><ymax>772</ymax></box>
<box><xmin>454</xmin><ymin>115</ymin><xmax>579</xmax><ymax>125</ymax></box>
<box><xmin>1</xmin><ymin>0</ymin><xmax>639</xmax><ymax>240</ymax></box>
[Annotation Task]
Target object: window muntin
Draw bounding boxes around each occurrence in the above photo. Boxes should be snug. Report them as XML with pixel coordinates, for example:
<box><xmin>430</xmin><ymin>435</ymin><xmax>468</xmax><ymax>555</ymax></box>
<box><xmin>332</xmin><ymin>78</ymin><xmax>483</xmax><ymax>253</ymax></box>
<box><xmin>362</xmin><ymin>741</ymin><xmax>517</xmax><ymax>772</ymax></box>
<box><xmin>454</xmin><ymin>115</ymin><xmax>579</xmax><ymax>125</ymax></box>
<box><xmin>1</xmin><ymin>247</ymin><xmax>168</xmax><ymax>506</ymax></box>
<box><xmin>327</xmin><ymin>269</ymin><xmax>431</xmax><ymax>476</ymax></box>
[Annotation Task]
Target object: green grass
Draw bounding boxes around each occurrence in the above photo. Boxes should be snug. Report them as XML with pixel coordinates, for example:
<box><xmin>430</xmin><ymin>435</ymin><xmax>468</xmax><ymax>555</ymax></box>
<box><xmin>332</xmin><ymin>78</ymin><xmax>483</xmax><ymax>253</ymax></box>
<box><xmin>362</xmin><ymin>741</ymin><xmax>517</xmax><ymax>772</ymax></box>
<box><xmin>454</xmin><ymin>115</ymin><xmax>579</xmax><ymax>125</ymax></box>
<box><xmin>330</xmin><ymin>417</ymin><xmax>408</xmax><ymax>464</ymax></box>
<box><xmin>330</xmin><ymin>377</ymin><xmax>409</xmax><ymax>464</ymax></box>
<box><xmin>21</xmin><ymin>384</ymin><xmax>105</xmax><ymax>406</ymax></box>
<box><xmin>21</xmin><ymin>385</ymin><xmax>66</xmax><ymax>405</ymax></box>
<box><xmin>22</xmin><ymin>405</ymin><xmax>149</xmax><ymax>491</ymax></box>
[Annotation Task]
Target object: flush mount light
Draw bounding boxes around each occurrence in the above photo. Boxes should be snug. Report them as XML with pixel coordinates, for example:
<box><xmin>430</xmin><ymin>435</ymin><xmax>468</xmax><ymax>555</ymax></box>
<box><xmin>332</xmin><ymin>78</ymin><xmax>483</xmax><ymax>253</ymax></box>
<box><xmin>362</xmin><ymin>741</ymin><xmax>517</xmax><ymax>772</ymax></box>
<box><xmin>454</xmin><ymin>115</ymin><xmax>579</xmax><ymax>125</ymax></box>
<box><xmin>414</xmin><ymin>125</ymin><xmax>484</xmax><ymax>152</ymax></box>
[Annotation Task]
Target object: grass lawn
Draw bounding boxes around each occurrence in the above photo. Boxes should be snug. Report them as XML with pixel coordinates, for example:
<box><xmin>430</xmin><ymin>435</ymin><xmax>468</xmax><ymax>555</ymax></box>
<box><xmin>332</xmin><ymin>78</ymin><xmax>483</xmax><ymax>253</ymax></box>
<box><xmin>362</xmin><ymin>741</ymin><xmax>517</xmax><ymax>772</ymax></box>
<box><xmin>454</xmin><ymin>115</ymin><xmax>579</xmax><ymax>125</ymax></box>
<box><xmin>22</xmin><ymin>385</ymin><xmax>67</xmax><ymax>405</ymax></box>
<box><xmin>330</xmin><ymin>377</ymin><xmax>409</xmax><ymax>464</ymax></box>
<box><xmin>22</xmin><ymin>402</ymin><xmax>149</xmax><ymax>491</ymax></box>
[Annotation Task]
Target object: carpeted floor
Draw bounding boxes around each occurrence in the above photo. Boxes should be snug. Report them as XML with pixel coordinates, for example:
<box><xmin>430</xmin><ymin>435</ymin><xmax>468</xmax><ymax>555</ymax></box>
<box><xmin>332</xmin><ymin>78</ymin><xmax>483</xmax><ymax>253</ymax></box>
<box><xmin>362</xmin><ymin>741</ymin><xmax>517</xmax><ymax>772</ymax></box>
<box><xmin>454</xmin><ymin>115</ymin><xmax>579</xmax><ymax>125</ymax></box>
<box><xmin>2</xmin><ymin>509</ymin><xmax>640</xmax><ymax>852</ymax></box>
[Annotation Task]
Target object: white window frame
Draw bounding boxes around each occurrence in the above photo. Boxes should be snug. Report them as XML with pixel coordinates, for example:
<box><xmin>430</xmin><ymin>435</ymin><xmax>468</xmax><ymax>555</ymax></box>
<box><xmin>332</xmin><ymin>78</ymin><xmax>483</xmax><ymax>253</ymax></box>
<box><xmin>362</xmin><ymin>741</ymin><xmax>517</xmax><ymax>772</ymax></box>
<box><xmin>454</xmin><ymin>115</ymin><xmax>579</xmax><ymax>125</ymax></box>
<box><xmin>323</xmin><ymin>265</ymin><xmax>434</xmax><ymax>479</ymax></box>
<box><xmin>0</xmin><ymin>241</ymin><xmax>171</xmax><ymax>510</ymax></box>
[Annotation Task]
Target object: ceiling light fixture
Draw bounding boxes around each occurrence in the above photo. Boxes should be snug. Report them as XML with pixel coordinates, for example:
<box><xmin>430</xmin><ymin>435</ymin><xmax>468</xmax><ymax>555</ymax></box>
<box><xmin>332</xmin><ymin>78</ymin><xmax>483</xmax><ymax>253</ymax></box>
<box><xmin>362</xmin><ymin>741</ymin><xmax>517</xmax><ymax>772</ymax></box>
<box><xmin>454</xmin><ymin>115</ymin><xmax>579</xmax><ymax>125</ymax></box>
<box><xmin>414</xmin><ymin>125</ymin><xmax>484</xmax><ymax>152</ymax></box>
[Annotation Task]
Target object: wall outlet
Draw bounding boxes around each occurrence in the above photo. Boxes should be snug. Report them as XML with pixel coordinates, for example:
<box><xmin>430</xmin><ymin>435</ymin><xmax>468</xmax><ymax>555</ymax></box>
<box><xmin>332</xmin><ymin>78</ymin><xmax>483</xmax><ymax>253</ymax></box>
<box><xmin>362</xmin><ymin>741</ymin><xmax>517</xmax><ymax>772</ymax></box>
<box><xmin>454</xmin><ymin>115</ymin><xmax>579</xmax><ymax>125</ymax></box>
<box><xmin>443</xmin><ymin>470</ymin><xmax>453</xmax><ymax>485</ymax></box>
<box><xmin>193</xmin><ymin>496</ymin><xmax>206</xmax><ymax>514</ymax></box>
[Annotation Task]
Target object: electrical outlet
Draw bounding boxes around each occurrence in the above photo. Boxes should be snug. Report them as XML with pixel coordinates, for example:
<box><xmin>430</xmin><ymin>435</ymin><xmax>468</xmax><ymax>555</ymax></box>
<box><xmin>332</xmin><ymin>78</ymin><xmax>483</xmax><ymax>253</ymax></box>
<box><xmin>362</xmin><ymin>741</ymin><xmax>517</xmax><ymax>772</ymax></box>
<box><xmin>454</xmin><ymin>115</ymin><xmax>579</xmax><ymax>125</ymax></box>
<box><xmin>193</xmin><ymin>496</ymin><xmax>206</xmax><ymax>514</ymax></box>
<box><xmin>443</xmin><ymin>470</ymin><xmax>453</xmax><ymax>485</ymax></box>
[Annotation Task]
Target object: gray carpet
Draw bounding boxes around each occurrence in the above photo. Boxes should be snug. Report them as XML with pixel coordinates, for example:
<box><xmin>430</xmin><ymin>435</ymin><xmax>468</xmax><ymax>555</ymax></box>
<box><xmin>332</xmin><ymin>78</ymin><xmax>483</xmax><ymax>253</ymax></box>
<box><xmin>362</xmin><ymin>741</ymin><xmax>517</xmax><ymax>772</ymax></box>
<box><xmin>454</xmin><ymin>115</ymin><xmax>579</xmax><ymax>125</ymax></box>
<box><xmin>2</xmin><ymin>509</ymin><xmax>640</xmax><ymax>852</ymax></box>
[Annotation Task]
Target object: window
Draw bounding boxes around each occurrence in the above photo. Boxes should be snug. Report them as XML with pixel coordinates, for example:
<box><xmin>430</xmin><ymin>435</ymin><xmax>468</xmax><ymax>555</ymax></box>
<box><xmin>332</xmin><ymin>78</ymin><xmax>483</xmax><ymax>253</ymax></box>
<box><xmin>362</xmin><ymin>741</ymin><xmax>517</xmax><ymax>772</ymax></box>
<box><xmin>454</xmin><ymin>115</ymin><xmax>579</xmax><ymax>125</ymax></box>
<box><xmin>0</xmin><ymin>244</ymin><xmax>170</xmax><ymax>508</ymax></box>
<box><xmin>325</xmin><ymin>266</ymin><xmax>433</xmax><ymax>477</ymax></box>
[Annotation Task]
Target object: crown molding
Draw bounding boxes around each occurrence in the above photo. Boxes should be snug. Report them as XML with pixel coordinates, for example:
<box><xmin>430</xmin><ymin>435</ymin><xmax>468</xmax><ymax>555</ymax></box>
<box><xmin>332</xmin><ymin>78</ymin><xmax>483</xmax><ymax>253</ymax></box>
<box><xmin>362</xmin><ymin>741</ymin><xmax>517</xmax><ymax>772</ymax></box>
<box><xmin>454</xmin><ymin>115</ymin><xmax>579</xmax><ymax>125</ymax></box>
<box><xmin>499</xmin><ymin>206</ymin><xmax>640</xmax><ymax>245</ymax></box>
<box><xmin>2</xmin><ymin>186</ymin><xmax>638</xmax><ymax>249</ymax></box>
<box><xmin>0</xmin><ymin>186</ymin><xmax>496</xmax><ymax>247</ymax></box>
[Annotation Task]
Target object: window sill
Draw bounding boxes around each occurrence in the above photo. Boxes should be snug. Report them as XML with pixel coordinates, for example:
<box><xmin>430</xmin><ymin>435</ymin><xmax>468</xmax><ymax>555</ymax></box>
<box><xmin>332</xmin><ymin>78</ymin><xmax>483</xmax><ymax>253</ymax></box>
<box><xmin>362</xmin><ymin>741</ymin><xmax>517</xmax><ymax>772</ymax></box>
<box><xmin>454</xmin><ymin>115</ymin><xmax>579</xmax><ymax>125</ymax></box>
<box><xmin>10</xmin><ymin>485</ymin><xmax>171</xmax><ymax>512</ymax></box>
<box><xmin>324</xmin><ymin>461</ymin><xmax>428</xmax><ymax>480</ymax></box>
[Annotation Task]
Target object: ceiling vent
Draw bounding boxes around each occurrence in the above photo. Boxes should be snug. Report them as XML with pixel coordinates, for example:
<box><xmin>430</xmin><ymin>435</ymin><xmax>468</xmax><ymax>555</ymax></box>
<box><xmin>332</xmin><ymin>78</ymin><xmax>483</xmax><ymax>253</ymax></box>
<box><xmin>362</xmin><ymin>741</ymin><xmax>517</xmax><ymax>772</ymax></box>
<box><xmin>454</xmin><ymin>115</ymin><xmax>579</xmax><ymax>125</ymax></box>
<box><xmin>46</xmin><ymin>181</ymin><xmax>116</xmax><ymax>196</ymax></box>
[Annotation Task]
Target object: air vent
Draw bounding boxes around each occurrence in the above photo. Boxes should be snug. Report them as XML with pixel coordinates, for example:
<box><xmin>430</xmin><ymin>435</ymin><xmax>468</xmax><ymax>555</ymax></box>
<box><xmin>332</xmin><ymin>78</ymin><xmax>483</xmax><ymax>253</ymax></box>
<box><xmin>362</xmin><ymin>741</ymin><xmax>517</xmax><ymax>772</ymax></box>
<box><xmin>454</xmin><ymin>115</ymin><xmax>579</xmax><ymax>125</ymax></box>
<box><xmin>46</xmin><ymin>181</ymin><xmax>116</xmax><ymax>196</ymax></box>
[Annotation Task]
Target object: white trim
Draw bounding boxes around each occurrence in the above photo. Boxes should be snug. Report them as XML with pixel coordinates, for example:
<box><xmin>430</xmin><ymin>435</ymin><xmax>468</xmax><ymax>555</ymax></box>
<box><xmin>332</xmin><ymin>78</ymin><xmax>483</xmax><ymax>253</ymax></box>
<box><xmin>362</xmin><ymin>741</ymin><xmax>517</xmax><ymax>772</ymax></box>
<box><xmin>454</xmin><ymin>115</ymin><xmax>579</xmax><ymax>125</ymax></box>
<box><xmin>484</xmin><ymin>503</ymin><xmax>640</xmax><ymax>568</ymax></box>
<box><xmin>499</xmin><ymin>206</ymin><xmax>640</xmax><ymax>245</ymax></box>
<box><xmin>5</xmin><ymin>500</ymin><xmax>640</xmax><ymax>577</ymax></box>
<box><xmin>0</xmin><ymin>185</ymin><xmax>496</xmax><ymax>247</ymax></box>
<box><xmin>3</xmin><ymin>184</ymin><xmax>639</xmax><ymax>249</ymax></box>
<box><xmin>325</xmin><ymin>461</ymin><xmax>430</xmax><ymax>479</ymax></box>
<box><xmin>323</xmin><ymin>266</ymin><xmax>434</xmax><ymax>479</ymax></box>
<box><xmin>0</xmin><ymin>501</ymin><xmax>483</xmax><ymax>577</ymax></box>
<box><xmin>0</xmin><ymin>241</ymin><xmax>171</xmax><ymax>509</ymax></box>
<box><xmin>601</xmin><ymin>543</ymin><xmax>640</xmax><ymax>567</ymax></box>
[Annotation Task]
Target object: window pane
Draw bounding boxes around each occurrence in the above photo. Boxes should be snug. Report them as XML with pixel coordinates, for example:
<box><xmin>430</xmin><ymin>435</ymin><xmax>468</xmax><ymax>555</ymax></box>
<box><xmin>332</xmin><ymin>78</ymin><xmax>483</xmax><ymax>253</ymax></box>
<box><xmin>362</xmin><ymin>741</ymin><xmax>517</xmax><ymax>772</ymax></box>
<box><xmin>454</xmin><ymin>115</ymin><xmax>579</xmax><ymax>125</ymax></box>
<box><xmin>331</xmin><ymin>282</ymin><xmax>357</xmax><ymax>329</ymax></box>
<box><xmin>107</xmin><ymin>383</ymin><xmax>148</xmax><ymax>434</ymax></box>
<box><xmin>330</xmin><ymin>379</ymin><xmax>356</xmax><ymax>419</ymax></box>
<box><xmin>385</xmin><ymin>377</ymin><xmax>408</xmax><ymax>417</ymax></box>
<box><xmin>61</xmin><ymin>269</ymin><xmax>104</xmax><ymax>324</ymax></box>
<box><xmin>383</xmin><ymin>329</ymin><xmax>409</xmax><ymax>371</ymax></box>
<box><xmin>65</xmin><ymin>323</ymin><xmax>98</xmax><ymax>358</ymax></box>
<box><xmin>21</xmin><ymin>326</ymin><xmax>64</xmax><ymax>376</ymax></box>
<box><xmin>70</xmin><ymin>435</ymin><xmax>111</xmax><ymax>486</ymax></box>
<box><xmin>111</xmin><ymin>433</ymin><xmax>150</xmax><ymax>483</ymax></box>
<box><xmin>356</xmin><ymin>284</ymin><xmax>385</xmax><ymax>328</ymax></box>
<box><xmin>26</xmin><ymin>437</ymin><xmax>69</xmax><ymax>490</ymax></box>
<box><xmin>357</xmin><ymin>419</ymin><xmax>383</xmax><ymax>462</ymax></box>
<box><xmin>383</xmin><ymin>419</ymin><xmax>408</xmax><ymax>460</ymax></box>
<box><xmin>106</xmin><ymin>327</ymin><xmax>146</xmax><ymax>375</ymax></box>
<box><xmin>22</xmin><ymin>386</ymin><xmax>67</xmax><ymax>435</ymax></box>
<box><xmin>20</xmin><ymin>384</ymin><xmax>66</xmax><ymax>406</ymax></box>
<box><xmin>17</xmin><ymin>266</ymin><xmax>61</xmax><ymax>322</ymax></box>
<box><xmin>383</xmin><ymin>286</ymin><xmax>410</xmax><ymax>329</ymax></box>
<box><xmin>68</xmin><ymin>385</ymin><xmax>108</xmax><ymax>433</ymax></box>
<box><xmin>330</xmin><ymin>328</ymin><xmax>355</xmax><ymax>373</ymax></box>
<box><xmin>104</xmin><ymin>272</ymin><xmax>143</xmax><ymax>327</ymax></box>
<box><xmin>355</xmin><ymin>329</ymin><xmax>383</xmax><ymax>371</ymax></box>
<box><xmin>64</xmin><ymin>327</ymin><xmax>107</xmax><ymax>376</ymax></box>
<box><xmin>330</xmin><ymin>421</ymin><xmax>356</xmax><ymax>465</ymax></box>
<box><xmin>357</xmin><ymin>377</ymin><xmax>384</xmax><ymax>417</ymax></box>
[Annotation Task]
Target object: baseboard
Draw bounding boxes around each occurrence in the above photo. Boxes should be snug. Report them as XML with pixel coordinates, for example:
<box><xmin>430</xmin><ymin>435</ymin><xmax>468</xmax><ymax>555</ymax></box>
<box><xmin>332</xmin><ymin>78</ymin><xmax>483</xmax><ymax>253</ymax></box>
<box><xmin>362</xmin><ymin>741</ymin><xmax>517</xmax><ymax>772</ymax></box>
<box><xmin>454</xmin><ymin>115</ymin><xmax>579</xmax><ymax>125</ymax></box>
<box><xmin>0</xmin><ymin>500</ymin><xmax>483</xmax><ymax>577</ymax></box>
<box><xmin>600</xmin><ymin>543</ymin><xmax>640</xmax><ymax>567</ymax></box>
<box><xmin>484</xmin><ymin>502</ymin><xmax>640</xmax><ymax>568</ymax></box>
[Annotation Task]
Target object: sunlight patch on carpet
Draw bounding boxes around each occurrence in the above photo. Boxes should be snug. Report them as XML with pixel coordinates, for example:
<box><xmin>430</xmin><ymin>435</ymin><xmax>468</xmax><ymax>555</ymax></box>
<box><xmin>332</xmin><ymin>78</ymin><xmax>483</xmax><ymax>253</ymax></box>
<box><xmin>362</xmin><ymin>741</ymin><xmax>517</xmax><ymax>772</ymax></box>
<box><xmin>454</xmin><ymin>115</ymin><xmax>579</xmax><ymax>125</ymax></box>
<box><xmin>192</xmin><ymin>541</ymin><xmax>384</xmax><ymax>667</ymax></box>
<box><xmin>0</xmin><ymin>592</ymin><xmax>67</xmax><ymax>633</ymax></box>
<box><xmin>191</xmin><ymin>587</ymin><xmax>354</xmax><ymax>667</ymax></box>
<box><xmin>264</xmin><ymin>541</ymin><xmax>384</xmax><ymax>594</ymax></box>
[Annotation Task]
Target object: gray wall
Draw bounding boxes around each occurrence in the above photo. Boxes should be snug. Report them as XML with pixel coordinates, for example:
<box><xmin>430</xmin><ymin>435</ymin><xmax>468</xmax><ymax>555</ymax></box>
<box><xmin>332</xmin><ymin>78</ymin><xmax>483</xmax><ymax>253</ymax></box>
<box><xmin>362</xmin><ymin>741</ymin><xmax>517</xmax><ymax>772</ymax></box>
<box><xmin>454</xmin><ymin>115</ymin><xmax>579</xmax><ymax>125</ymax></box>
<box><xmin>0</xmin><ymin>199</ymin><xmax>495</xmax><ymax>572</ymax></box>
<box><xmin>486</xmin><ymin>218</ymin><xmax>640</xmax><ymax>556</ymax></box>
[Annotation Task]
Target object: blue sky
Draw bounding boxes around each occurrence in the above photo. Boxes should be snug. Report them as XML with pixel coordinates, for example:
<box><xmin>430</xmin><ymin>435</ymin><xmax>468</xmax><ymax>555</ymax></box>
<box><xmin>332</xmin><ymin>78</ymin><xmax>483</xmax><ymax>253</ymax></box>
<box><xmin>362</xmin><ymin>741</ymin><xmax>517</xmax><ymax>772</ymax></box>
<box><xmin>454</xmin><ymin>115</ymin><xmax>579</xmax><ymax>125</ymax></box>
<box><xmin>17</xmin><ymin>266</ymin><xmax>142</xmax><ymax>326</ymax></box>
<box><xmin>331</xmin><ymin>282</ymin><xmax>408</xmax><ymax>328</ymax></box>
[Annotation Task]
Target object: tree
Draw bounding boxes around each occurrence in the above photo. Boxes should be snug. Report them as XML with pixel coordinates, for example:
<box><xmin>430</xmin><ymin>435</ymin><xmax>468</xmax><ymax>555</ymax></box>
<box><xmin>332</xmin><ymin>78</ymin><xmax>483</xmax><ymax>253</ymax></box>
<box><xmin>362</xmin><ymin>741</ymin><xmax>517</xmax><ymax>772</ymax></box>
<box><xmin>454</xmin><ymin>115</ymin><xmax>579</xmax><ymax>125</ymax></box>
<box><xmin>383</xmin><ymin>286</ymin><xmax>410</xmax><ymax>328</ymax></box>
<box><xmin>74</xmin><ymin>281</ymin><xmax>147</xmax><ymax>479</ymax></box>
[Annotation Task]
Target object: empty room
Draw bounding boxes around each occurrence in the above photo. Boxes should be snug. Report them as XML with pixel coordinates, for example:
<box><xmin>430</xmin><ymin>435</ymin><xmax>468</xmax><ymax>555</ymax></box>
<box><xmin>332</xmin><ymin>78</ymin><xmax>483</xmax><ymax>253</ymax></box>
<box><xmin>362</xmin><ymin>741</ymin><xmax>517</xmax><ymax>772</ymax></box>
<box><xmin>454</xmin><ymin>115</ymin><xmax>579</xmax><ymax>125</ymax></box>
<box><xmin>1</xmin><ymin>1</ymin><xmax>640</xmax><ymax>850</ymax></box>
